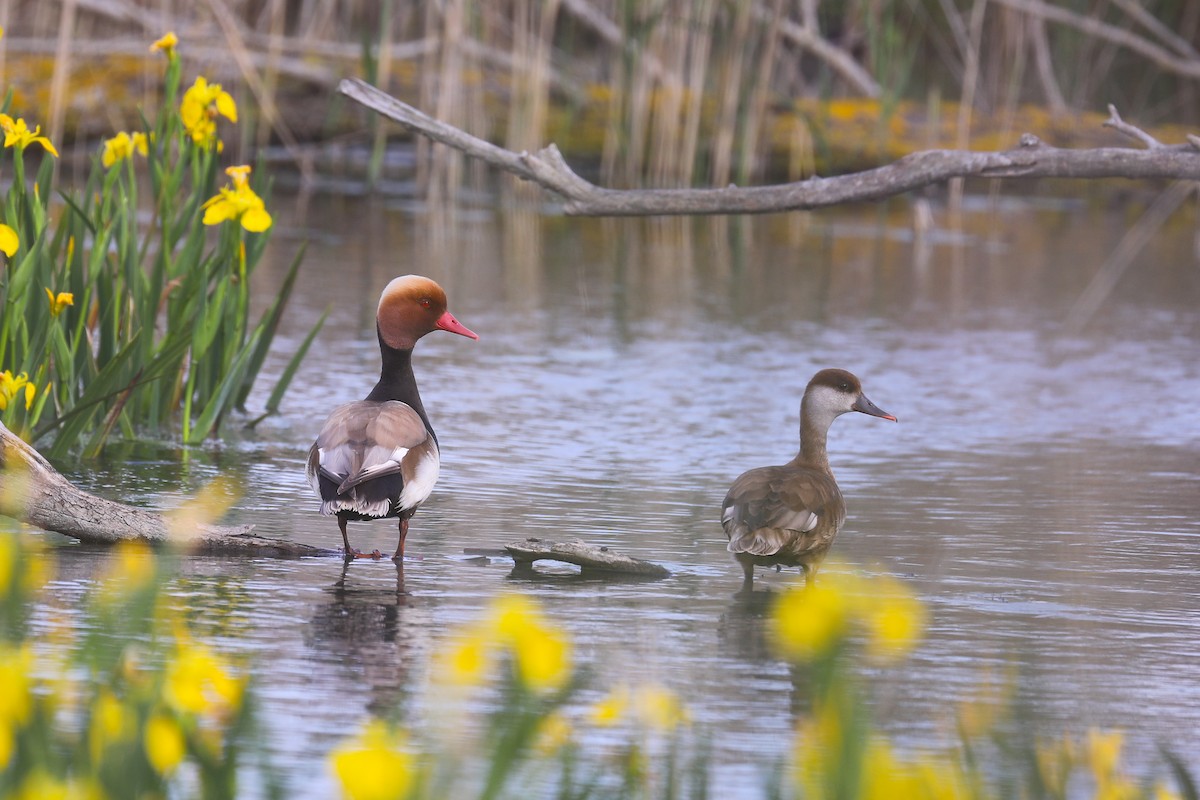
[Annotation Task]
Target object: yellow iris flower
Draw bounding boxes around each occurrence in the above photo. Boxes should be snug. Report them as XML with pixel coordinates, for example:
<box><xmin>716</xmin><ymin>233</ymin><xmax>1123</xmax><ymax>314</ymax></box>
<box><xmin>0</xmin><ymin>114</ymin><xmax>59</xmax><ymax>157</ymax></box>
<box><xmin>0</xmin><ymin>370</ymin><xmax>35</xmax><ymax>412</ymax></box>
<box><xmin>330</xmin><ymin>720</ymin><xmax>414</xmax><ymax>800</ymax></box>
<box><xmin>0</xmin><ymin>224</ymin><xmax>17</xmax><ymax>258</ymax></box>
<box><xmin>489</xmin><ymin>594</ymin><xmax>573</xmax><ymax>692</ymax></box>
<box><xmin>44</xmin><ymin>288</ymin><xmax>74</xmax><ymax>318</ymax></box>
<box><xmin>150</xmin><ymin>31</ymin><xmax>178</xmax><ymax>58</ymax></box>
<box><xmin>101</xmin><ymin>131</ymin><xmax>148</xmax><ymax>168</ymax></box>
<box><xmin>201</xmin><ymin>165</ymin><xmax>272</xmax><ymax>232</ymax></box>
<box><xmin>163</xmin><ymin>640</ymin><xmax>243</xmax><ymax>717</ymax></box>
<box><xmin>145</xmin><ymin>713</ymin><xmax>187</xmax><ymax>775</ymax></box>
<box><xmin>180</xmin><ymin>76</ymin><xmax>237</xmax><ymax>148</ymax></box>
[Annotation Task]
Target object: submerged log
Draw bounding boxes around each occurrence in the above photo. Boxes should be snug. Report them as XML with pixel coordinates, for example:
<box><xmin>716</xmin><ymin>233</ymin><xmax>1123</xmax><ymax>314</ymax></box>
<box><xmin>505</xmin><ymin>537</ymin><xmax>671</xmax><ymax>578</ymax></box>
<box><xmin>0</xmin><ymin>422</ymin><xmax>324</xmax><ymax>557</ymax></box>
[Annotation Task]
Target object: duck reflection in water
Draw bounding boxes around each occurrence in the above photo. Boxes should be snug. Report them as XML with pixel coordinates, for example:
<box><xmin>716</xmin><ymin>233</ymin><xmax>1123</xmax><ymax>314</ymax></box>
<box><xmin>306</xmin><ymin>561</ymin><xmax>416</xmax><ymax>714</ymax></box>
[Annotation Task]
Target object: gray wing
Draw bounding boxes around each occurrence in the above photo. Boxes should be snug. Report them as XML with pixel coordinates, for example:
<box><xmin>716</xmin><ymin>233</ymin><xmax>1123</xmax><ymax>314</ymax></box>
<box><xmin>306</xmin><ymin>400</ymin><xmax>435</xmax><ymax>496</ymax></box>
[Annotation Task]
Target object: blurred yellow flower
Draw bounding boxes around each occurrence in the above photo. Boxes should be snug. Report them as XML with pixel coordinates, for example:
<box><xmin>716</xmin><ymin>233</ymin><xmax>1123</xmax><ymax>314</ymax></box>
<box><xmin>88</xmin><ymin>690</ymin><xmax>131</xmax><ymax>762</ymax></box>
<box><xmin>0</xmin><ymin>645</ymin><xmax>34</xmax><ymax>726</ymax></box>
<box><xmin>101</xmin><ymin>131</ymin><xmax>148</xmax><ymax>168</ymax></box>
<box><xmin>0</xmin><ymin>114</ymin><xmax>59</xmax><ymax>157</ymax></box>
<box><xmin>44</xmin><ymin>288</ymin><xmax>74</xmax><ymax>318</ymax></box>
<box><xmin>0</xmin><ymin>370</ymin><xmax>31</xmax><ymax>412</ymax></box>
<box><xmin>439</xmin><ymin>629</ymin><xmax>492</xmax><ymax>688</ymax></box>
<box><xmin>145</xmin><ymin>713</ymin><xmax>186</xmax><ymax>775</ymax></box>
<box><xmin>489</xmin><ymin>594</ymin><xmax>572</xmax><ymax>692</ymax></box>
<box><xmin>861</xmin><ymin>574</ymin><xmax>927</xmax><ymax>662</ymax></box>
<box><xmin>770</xmin><ymin>582</ymin><xmax>850</xmax><ymax>661</ymax></box>
<box><xmin>590</xmin><ymin>684</ymin><xmax>629</xmax><ymax>727</ymax></box>
<box><xmin>330</xmin><ymin>719</ymin><xmax>414</xmax><ymax>800</ymax></box>
<box><xmin>180</xmin><ymin>76</ymin><xmax>236</xmax><ymax>147</ymax></box>
<box><xmin>0</xmin><ymin>224</ymin><xmax>17</xmax><ymax>258</ymax></box>
<box><xmin>164</xmin><ymin>640</ymin><xmax>242</xmax><ymax>717</ymax></box>
<box><xmin>201</xmin><ymin>165</ymin><xmax>272</xmax><ymax>232</ymax></box>
<box><xmin>635</xmin><ymin>684</ymin><xmax>689</xmax><ymax>731</ymax></box>
<box><xmin>150</xmin><ymin>31</ymin><xmax>178</xmax><ymax>58</ymax></box>
<box><xmin>533</xmin><ymin>711</ymin><xmax>573</xmax><ymax>756</ymax></box>
<box><xmin>96</xmin><ymin>541</ymin><xmax>156</xmax><ymax>604</ymax></box>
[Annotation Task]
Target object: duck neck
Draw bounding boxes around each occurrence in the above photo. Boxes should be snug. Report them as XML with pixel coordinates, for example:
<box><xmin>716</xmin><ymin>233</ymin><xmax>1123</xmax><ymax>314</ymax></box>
<box><xmin>365</xmin><ymin>339</ymin><xmax>434</xmax><ymax>435</ymax></box>
<box><xmin>796</xmin><ymin>398</ymin><xmax>834</xmax><ymax>472</ymax></box>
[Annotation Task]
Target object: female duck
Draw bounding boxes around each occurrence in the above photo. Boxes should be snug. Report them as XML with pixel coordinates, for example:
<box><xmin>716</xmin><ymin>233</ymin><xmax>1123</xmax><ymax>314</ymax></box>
<box><xmin>721</xmin><ymin>368</ymin><xmax>896</xmax><ymax>590</ymax></box>
<box><xmin>307</xmin><ymin>275</ymin><xmax>477</xmax><ymax>560</ymax></box>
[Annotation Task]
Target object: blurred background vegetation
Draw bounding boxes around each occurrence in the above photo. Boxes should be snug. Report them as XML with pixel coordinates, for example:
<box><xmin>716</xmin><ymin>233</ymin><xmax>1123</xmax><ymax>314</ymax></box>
<box><xmin>3</xmin><ymin>0</ymin><xmax>1199</xmax><ymax>191</ymax></box>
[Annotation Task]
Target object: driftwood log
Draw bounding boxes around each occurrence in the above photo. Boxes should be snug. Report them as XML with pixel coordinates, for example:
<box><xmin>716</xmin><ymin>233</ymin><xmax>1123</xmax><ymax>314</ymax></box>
<box><xmin>0</xmin><ymin>422</ymin><xmax>324</xmax><ymax>557</ymax></box>
<box><xmin>505</xmin><ymin>537</ymin><xmax>671</xmax><ymax>578</ymax></box>
<box><xmin>338</xmin><ymin>77</ymin><xmax>1200</xmax><ymax>215</ymax></box>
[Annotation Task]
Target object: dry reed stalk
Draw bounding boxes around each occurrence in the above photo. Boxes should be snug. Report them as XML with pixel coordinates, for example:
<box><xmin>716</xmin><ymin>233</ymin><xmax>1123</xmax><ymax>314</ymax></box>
<box><xmin>431</xmin><ymin>0</ymin><xmax>467</xmax><ymax>202</ymax></box>
<box><xmin>623</xmin><ymin>22</ymin><xmax>653</xmax><ymax>188</ymax></box>
<box><xmin>367</xmin><ymin>0</ymin><xmax>395</xmax><ymax>188</ymax></box>
<box><xmin>47</xmin><ymin>0</ymin><xmax>76</xmax><ymax>151</ymax></box>
<box><xmin>206</xmin><ymin>0</ymin><xmax>307</xmax><ymax>174</ymax></box>
<box><xmin>600</xmin><ymin>45</ymin><xmax>626</xmax><ymax>186</ymax></box>
<box><xmin>679</xmin><ymin>0</ymin><xmax>716</xmax><ymax>187</ymax></box>
<box><xmin>738</xmin><ymin>0</ymin><xmax>784</xmax><ymax>185</ymax></box>
<box><xmin>257</xmin><ymin>0</ymin><xmax>286</xmax><ymax>151</ymax></box>
<box><xmin>1029</xmin><ymin>14</ymin><xmax>1066</xmax><ymax>114</ymax></box>
<box><xmin>505</xmin><ymin>0</ymin><xmax>562</xmax><ymax>200</ymax></box>
<box><xmin>646</xmin><ymin>4</ymin><xmax>683</xmax><ymax>188</ymax></box>
<box><xmin>710</xmin><ymin>0</ymin><xmax>752</xmax><ymax>187</ymax></box>
<box><xmin>949</xmin><ymin>0</ymin><xmax>987</xmax><ymax>219</ymax></box>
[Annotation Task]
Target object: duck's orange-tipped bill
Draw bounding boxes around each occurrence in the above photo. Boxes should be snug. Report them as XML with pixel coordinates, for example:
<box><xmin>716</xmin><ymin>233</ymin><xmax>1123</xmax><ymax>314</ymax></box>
<box><xmin>435</xmin><ymin>310</ymin><xmax>479</xmax><ymax>340</ymax></box>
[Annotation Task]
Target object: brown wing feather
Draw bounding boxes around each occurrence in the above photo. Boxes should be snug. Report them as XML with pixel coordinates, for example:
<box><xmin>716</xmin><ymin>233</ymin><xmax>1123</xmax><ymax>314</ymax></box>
<box><xmin>308</xmin><ymin>401</ymin><xmax>432</xmax><ymax>494</ymax></box>
<box><xmin>722</xmin><ymin>464</ymin><xmax>844</xmax><ymax>557</ymax></box>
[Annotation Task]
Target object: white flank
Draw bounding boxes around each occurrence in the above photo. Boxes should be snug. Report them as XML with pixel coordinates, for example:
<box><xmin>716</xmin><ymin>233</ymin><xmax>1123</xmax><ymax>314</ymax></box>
<box><xmin>398</xmin><ymin>448</ymin><xmax>440</xmax><ymax>510</ymax></box>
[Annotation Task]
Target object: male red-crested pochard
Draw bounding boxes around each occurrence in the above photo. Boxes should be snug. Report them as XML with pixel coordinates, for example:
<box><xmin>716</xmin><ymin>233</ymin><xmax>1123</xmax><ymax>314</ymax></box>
<box><xmin>306</xmin><ymin>275</ymin><xmax>477</xmax><ymax>561</ymax></box>
<box><xmin>721</xmin><ymin>368</ymin><xmax>896</xmax><ymax>591</ymax></box>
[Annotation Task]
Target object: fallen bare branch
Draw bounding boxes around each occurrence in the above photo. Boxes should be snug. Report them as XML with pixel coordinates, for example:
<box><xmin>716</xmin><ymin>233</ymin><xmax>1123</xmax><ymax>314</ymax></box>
<box><xmin>338</xmin><ymin>78</ymin><xmax>1200</xmax><ymax>216</ymax></box>
<box><xmin>0</xmin><ymin>422</ymin><xmax>325</xmax><ymax>557</ymax></box>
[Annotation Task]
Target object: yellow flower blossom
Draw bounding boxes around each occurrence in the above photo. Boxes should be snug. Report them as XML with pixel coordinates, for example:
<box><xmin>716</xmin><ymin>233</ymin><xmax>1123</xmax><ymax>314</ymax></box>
<box><xmin>533</xmin><ymin>711</ymin><xmax>573</xmax><ymax>756</ymax></box>
<box><xmin>770</xmin><ymin>581</ymin><xmax>851</xmax><ymax>661</ymax></box>
<box><xmin>861</xmin><ymin>573</ymin><xmax>927</xmax><ymax>662</ymax></box>
<box><xmin>201</xmin><ymin>165</ymin><xmax>272</xmax><ymax>232</ymax></box>
<box><xmin>44</xmin><ymin>288</ymin><xmax>74</xmax><ymax>318</ymax></box>
<box><xmin>0</xmin><ymin>537</ymin><xmax>13</xmax><ymax>596</ymax></box>
<box><xmin>0</xmin><ymin>644</ymin><xmax>35</xmax><ymax>727</ymax></box>
<box><xmin>180</xmin><ymin>76</ymin><xmax>237</xmax><ymax>147</ymax></box>
<box><xmin>590</xmin><ymin>684</ymin><xmax>630</xmax><ymax>727</ymax></box>
<box><xmin>0</xmin><ymin>114</ymin><xmax>59</xmax><ymax>157</ymax></box>
<box><xmin>489</xmin><ymin>594</ymin><xmax>572</xmax><ymax>692</ymax></box>
<box><xmin>101</xmin><ymin>131</ymin><xmax>148</xmax><ymax>168</ymax></box>
<box><xmin>145</xmin><ymin>713</ymin><xmax>186</xmax><ymax>775</ymax></box>
<box><xmin>0</xmin><ymin>224</ymin><xmax>17</xmax><ymax>258</ymax></box>
<box><xmin>437</xmin><ymin>628</ymin><xmax>492</xmax><ymax>689</ymax></box>
<box><xmin>330</xmin><ymin>719</ymin><xmax>414</xmax><ymax>800</ymax></box>
<box><xmin>164</xmin><ymin>640</ymin><xmax>242</xmax><ymax>717</ymax></box>
<box><xmin>0</xmin><ymin>370</ymin><xmax>32</xmax><ymax>412</ymax></box>
<box><xmin>150</xmin><ymin>31</ymin><xmax>178</xmax><ymax>58</ymax></box>
<box><xmin>96</xmin><ymin>541</ymin><xmax>156</xmax><ymax>605</ymax></box>
<box><xmin>634</xmin><ymin>684</ymin><xmax>689</xmax><ymax>731</ymax></box>
<box><xmin>88</xmin><ymin>690</ymin><xmax>132</xmax><ymax>762</ymax></box>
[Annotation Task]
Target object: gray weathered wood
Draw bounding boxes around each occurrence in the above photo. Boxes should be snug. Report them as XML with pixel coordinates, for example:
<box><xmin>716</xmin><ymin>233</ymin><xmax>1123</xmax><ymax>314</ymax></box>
<box><xmin>0</xmin><ymin>421</ymin><xmax>325</xmax><ymax>557</ymax></box>
<box><xmin>505</xmin><ymin>537</ymin><xmax>671</xmax><ymax>577</ymax></box>
<box><xmin>338</xmin><ymin>78</ymin><xmax>1200</xmax><ymax>217</ymax></box>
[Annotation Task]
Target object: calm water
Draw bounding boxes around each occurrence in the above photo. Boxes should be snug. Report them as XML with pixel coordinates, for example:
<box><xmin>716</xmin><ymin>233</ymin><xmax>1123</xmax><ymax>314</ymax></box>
<box><xmin>10</xmin><ymin>184</ymin><xmax>1200</xmax><ymax>794</ymax></box>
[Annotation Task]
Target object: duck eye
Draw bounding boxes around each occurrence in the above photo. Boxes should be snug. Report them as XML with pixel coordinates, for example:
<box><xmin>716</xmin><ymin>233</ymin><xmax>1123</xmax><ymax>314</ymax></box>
<box><xmin>419</xmin><ymin>297</ymin><xmax>432</xmax><ymax>309</ymax></box>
